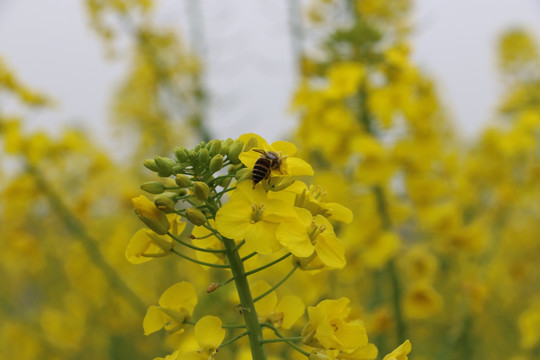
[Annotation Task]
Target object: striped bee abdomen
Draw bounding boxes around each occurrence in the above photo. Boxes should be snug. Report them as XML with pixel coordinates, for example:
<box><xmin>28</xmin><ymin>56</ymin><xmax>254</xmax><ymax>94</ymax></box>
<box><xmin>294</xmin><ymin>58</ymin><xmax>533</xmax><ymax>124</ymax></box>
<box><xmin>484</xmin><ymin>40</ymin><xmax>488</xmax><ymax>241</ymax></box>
<box><xmin>252</xmin><ymin>157</ymin><xmax>272</xmax><ymax>187</ymax></box>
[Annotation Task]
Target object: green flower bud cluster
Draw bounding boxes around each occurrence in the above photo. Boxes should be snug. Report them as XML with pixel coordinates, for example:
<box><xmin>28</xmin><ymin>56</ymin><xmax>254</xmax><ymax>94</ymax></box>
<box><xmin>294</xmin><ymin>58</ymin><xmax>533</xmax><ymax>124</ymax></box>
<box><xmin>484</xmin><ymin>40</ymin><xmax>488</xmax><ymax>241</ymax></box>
<box><xmin>140</xmin><ymin>138</ymin><xmax>246</xmax><ymax>225</ymax></box>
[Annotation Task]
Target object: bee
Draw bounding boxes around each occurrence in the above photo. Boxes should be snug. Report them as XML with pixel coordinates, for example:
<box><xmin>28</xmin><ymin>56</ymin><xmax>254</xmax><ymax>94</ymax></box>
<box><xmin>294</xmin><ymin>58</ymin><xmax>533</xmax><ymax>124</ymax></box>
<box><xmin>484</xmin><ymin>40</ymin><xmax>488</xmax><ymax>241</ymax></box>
<box><xmin>252</xmin><ymin>149</ymin><xmax>283</xmax><ymax>187</ymax></box>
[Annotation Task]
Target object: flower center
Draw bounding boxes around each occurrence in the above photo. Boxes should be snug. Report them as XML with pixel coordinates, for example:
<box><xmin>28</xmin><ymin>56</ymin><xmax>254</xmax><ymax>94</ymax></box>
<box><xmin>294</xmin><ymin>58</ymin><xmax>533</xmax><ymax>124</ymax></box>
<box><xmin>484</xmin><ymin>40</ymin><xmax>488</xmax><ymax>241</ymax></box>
<box><xmin>308</xmin><ymin>222</ymin><xmax>327</xmax><ymax>242</ymax></box>
<box><xmin>310</xmin><ymin>185</ymin><xmax>327</xmax><ymax>201</ymax></box>
<box><xmin>251</xmin><ymin>203</ymin><xmax>265</xmax><ymax>223</ymax></box>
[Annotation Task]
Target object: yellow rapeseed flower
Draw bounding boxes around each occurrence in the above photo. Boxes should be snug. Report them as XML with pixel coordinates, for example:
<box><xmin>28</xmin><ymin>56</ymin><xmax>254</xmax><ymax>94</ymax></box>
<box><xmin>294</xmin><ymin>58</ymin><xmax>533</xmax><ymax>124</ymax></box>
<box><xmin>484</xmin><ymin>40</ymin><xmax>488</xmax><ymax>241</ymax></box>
<box><xmin>238</xmin><ymin>133</ymin><xmax>314</xmax><ymax>183</ymax></box>
<box><xmin>178</xmin><ymin>316</ymin><xmax>225</xmax><ymax>360</ymax></box>
<box><xmin>143</xmin><ymin>281</ymin><xmax>198</xmax><ymax>336</ymax></box>
<box><xmin>252</xmin><ymin>280</ymin><xmax>305</xmax><ymax>329</ymax></box>
<box><xmin>382</xmin><ymin>340</ymin><xmax>411</xmax><ymax>360</ymax></box>
<box><xmin>302</xmin><ymin>297</ymin><xmax>367</xmax><ymax>351</ymax></box>
<box><xmin>215</xmin><ymin>181</ymin><xmax>297</xmax><ymax>254</ymax></box>
<box><xmin>270</xmin><ymin>181</ymin><xmax>353</xmax><ymax>224</ymax></box>
<box><xmin>126</xmin><ymin>215</ymin><xmax>185</xmax><ymax>264</ymax></box>
<box><xmin>403</xmin><ymin>283</ymin><xmax>443</xmax><ymax>319</ymax></box>
<box><xmin>276</xmin><ymin>208</ymin><xmax>346</xmax><ymax>269</ymax></box>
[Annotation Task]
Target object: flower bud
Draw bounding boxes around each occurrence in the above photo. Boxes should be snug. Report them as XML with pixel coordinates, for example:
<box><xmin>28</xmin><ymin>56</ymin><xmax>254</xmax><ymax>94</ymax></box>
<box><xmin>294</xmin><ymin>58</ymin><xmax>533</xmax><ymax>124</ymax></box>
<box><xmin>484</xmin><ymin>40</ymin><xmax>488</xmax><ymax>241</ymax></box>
<box><xmin>172</xmin><ymin>188</ymin><xmax>187</xmax><ymax>196</ymax></box>
<box><xmin>185</xmin><ymin>208</ymin><xmax>207</xmax><ymax>226</ymax></box>
<box><xmin>193</xmin><ymin>181</ymin><xmax>210</xmax><ymax>201</ymax></box>
<box><xmin>243</xmin><ymin>136</ymin><xmax>258</xmax><ymax>152</ymax></box>
<box><xmin>218</xmin><ymin>176</ymin><xmax>232</xmax><ymax>188</ymax></box>
<box><xmin>143</xmin><ymin>159</ymin><xmax>159</xmax><ymax>172</ymax></box>
<box><xmin>209</xmin><ymin>154</ymin><xmax>224</xmax><ymax>173</ymax></box>
<box><xmin>220</xmin><ymin>138</ymin><xmax>233</xmax><ymax>155</ymax></box>
<box><xmin>198</xmin><ymin>148</ymin><xmax>210</xmax><ymax>164</ymax></box>
<box><xmin>155</xmin><ymin>156</ymin><xmax>175</xmax><ymax>177</ymax></box>
<box><xmin>174</xmin><ymin>147</ymin><xmax>189</xmax><ymax>162</ymax></box>
<box><xmin>132</xmin><ymin>195</ymin><xmax>170</xmax><ymax>235</ymax></box>
<box><xmin>268</xmin><ymin>177</ymin><xmax>295</xmax><ymax>192</ymax></box>
<box><xmin>209</xmin><ymin>140</ymin><xmax>222</xmax><ymax>156</ymax></box>
<box><xmin>235</xmin><ymin>168</ymin><xmax>252</xmax><ymax>182</ymax></box>
<box><xmin>171</xmin><ymin>164</ymin><xmax>184</xmax><ymax>174</ymax></box>
<box><xmin>227</xmin><ymin>140</ymin><xmax>244</xmax><ymax>164</ymax></box>
<box><xmin>175</xmin><ymin>174</ymin><xmax>192</xmax><ymax>188</ymax></box>
<box><xmin>154</xmin><ymin>192</ymin><xmax>177</xmax><ymax>213</ymax></box>
<box><xmin>228</xmin><ymin>163</ymin><xmax>244</xmax><ymax>173</ymax></box>
<box><xmin>188</xmin><ymin>150</ymin><xmax>198</xmax><ymax>162</ymax></box>
<box><xmin>140</xmin><ymin>181</ymin><xmax>166</xmax><ymax>194</ymax></box>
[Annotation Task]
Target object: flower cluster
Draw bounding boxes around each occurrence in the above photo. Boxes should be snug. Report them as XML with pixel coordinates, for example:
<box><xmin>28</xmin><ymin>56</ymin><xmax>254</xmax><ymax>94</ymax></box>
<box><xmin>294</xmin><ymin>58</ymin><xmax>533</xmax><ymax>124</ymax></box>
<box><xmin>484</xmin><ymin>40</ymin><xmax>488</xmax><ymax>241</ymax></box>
<box><xmin>128</xmin><ymin>133</ymin><xmax>410</xmax><ymax>359</ymax></box>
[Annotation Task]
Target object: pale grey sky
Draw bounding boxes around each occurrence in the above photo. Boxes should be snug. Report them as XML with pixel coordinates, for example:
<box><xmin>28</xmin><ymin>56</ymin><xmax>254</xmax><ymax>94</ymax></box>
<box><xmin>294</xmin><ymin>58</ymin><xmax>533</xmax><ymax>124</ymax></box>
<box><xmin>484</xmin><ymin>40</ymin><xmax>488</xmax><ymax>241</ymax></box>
<box><xmin>1</xmin><ymin>0</ymin><xmax>539</xmax><ymax>146</ymax></box>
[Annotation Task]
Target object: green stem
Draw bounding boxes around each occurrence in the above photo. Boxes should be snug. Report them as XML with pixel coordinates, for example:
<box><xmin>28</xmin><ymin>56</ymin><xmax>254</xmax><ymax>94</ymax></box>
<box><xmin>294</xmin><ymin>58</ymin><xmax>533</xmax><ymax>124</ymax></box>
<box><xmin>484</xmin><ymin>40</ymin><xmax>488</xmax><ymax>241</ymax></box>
<box><xmin>244</xmin><ymin>253</ymin><xmax>292</xmax><ymax>277</ymax></box>
<box><xmin>218</xmin><ymin>276</ymin><xmax>236</xmax><ymax>288</ymax></box>
<box><xmin>223</xmin><ymin>238</ymin><xmax>267</xmax><ymax>360</ymax></box>
<box><xmin>216</xmin><ymin>186</ymin><xmax>237</xmax><ymax>198</ymax></box>
<box><xmin>234</xmin><ymin>239</ymin><xmax>246</xmax><ymax>252</ymax></box>
<box><xmin>220</xmin><ymin>331</ymin><xmax>250</xmax><ymax>348</ymax></box>
<box><xmin>171</xmin><ymin>248</ymin><xmax>230</xmax><ymax>268</ymax></box>
<box><xmin>222</xmin><ymin>324</ymin><xmax>246</xmax><ymax>329</ymax></box>
<box><xmin>357</xmin><ymin>82</ymin><xmax>408</xmax><ymax>346</ymax></box>
<box><xmin>27</xmin><ymin>164</ymin><xmax>146</xmax><ymax>314</ymax></box>
<box><xmin>208</xmin><ymin>174</ymin><xmax>236</xmax><ymax>185</ymax></box>
<box><xmin>253</xmin><ymin>265</ymin><xmax>298</xmax><ymax>303</ymax></box>
<box><xmin>242</xmin><ymin>251</ymin><xmax>257</xmax><ymax>261</ymax></box>
<box><xmin>373</xmin><ymin>185</ymin><xmax>407</xmax><ymax>344</ymax></box>
<box><xmin>260</xmin><ymin>337</ymin><xmax>303</xmax><ymax>344</ymax></box>
<box><xmin>167</xmin><ymin>232</ymin><xmax>225</xmax><ymax>253</ymax></box>
<box><xmin>263</xmin><ymin>323</ymin><xmax>310</xmax><ymax>357</ymax></box>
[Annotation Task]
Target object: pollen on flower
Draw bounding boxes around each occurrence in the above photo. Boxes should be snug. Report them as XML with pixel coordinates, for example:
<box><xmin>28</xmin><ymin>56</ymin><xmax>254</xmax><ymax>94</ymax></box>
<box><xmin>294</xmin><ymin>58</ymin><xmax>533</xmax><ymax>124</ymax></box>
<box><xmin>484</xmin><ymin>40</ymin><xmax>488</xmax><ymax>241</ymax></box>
<box><xmin>250</xmin><ymin>203</ymin><xmax>265</xmax><ymax>223</ymax></box>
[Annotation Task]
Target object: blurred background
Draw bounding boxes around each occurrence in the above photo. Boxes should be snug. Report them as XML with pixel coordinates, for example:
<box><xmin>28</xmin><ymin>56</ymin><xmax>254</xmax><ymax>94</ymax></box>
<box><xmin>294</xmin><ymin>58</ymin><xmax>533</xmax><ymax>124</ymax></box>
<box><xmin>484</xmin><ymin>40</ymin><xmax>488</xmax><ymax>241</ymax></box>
<box><xmin>2</xmin><ymin>0</ymin><xmax>540</xmax><ymax>359</ymax></box>
<box><xmin>2</xmin><ymin>0</ymin><xmax>540</xmax><ymax>141</ymax></box>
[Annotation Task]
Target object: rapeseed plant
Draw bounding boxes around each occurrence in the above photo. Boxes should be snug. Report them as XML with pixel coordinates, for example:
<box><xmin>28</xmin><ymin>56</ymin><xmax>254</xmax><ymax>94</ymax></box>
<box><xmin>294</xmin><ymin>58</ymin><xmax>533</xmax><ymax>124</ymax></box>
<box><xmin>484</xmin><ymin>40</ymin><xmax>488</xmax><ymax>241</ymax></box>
<box><xmin>132</xmin><ymin>134</ymin><xmax>405</xmax><ymax>359</ymax></box>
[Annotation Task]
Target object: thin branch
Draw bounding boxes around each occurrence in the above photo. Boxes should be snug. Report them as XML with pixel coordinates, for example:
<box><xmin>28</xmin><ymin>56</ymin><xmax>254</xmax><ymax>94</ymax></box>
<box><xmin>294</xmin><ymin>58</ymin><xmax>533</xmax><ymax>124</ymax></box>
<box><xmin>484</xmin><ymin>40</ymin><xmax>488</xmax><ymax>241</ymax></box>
<box><xmin>171</xmin><ymin>248</ymin><xmax>230</xmax><ymax>268</ymax></box>
<box><xmin>244</xmin><ymin>252</ymin><xmax>292</xmax><ymax>277</ymax></box>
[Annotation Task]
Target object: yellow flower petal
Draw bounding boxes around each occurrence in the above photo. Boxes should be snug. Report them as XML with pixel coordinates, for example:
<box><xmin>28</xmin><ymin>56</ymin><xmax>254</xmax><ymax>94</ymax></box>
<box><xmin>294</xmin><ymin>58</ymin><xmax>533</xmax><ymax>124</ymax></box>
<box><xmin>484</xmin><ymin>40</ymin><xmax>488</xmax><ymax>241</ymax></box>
<box><xmin>282</xmin><ymin>157</ymin><xmax>314</xmax><ymax>176</ymax></box>
<box><xmin>315</xmin><ymin>233</ymin><xmax>346</xmax><ymax>269</ymax></box>
<box><xmin>271</xmin><ymin>140</ymin><xmax>297</xmax><ymax>155</ymax></box>
<box><xmin>215</xmin><ymin>200</ymin><xmax>253</xmax><ymax>240</ymax></box>
<box><xmin>276</xmin><ymin>296</ymin><xmax>305</xmax><ymax>329</ymax></box>
<box><xmin>245</xmin><ymin>221</ymin><xmax>281</xmax><ymax>254</ymax></box>
<box><xmin>325</xmin><ymin>202</ymin><xmax>353</xmax><ymax>224</ymax></box>
<box><xmin>334</xmin><ymin>321</ymin><xmax>368</xmax><ymax>350</ymax></box>
<box><xmin>194</xmin><ymin>316</ymin><xmax>225</xmax><ymax>349</ymax></box>
<box><xmin>159</xmin><ymin>281</ymin><xmax>198</xmax><ymax>314</ymax></box>
<box><xmin>238</xmin><ymin>133</ymin><xmax>268</xmax><ymax>149</ymax></box>
<box><xmin>276</xmin><ymin>216</ymin><xmax>314</xmax><ymax>257</ymax></box>
<box><xmin>143</xmin><ymin>305</ymin><xmax>168</xmax><ymax>335</ymax></box>
<box><xmin>252</xmin><ymin>280</ymin><xmax>277</xmax><ymax>317</ymax></box>
<box><xmin>346</xmin><ymin>343</ymin><xmax>379</xmax><ymax>360</ymax></box>
<box><xmin>382</xmin><ymin>340</ymin><xmax>411</xmax><ymax>360</ymax></box>
<box><xmin>126</xmin><ymin>229</ymin><xmax>153</xmax><ymax>264</ymax></box>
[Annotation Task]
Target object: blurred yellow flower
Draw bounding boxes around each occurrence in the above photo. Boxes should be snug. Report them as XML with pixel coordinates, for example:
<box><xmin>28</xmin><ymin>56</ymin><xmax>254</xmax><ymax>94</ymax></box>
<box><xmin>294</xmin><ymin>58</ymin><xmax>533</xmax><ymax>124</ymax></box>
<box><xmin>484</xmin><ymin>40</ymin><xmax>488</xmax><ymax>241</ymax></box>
<box><xmin>252</xmin><ymin>280</ymin><xmax>305</xmax><ymax>329</ymax></box>
<box><xmin>302</xmin><ymin>297</ymin><xmax>367</xmax><ymax>351</ymax></box>
<box><xmin>178</xmin><ymin>316</ymin><xmax>225</xmax><ymax>360</ymax></box>
<box><xmin>143</xmin><ymin>281</ymin><xmax>198</xmax><ymax>336</ymax></box>
<box><xmin>383</xmin><ymin>340</ymin><xmax>411</xmax><ymax>360</ymax></box>
<box><xmin>403</xmin><ymin>283</ymin><xmax>443</xmax><ymax>319</ymax></box>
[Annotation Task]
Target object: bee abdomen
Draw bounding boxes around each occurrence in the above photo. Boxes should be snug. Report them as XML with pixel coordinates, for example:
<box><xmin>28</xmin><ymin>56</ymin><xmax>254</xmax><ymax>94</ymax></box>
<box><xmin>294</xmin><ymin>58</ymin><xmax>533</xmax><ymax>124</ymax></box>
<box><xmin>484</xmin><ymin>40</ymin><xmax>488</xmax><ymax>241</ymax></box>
<box><xmin>252</xmin><ymin>157</ymin><xmax>272</xmax><ymax>186</ymax></box>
